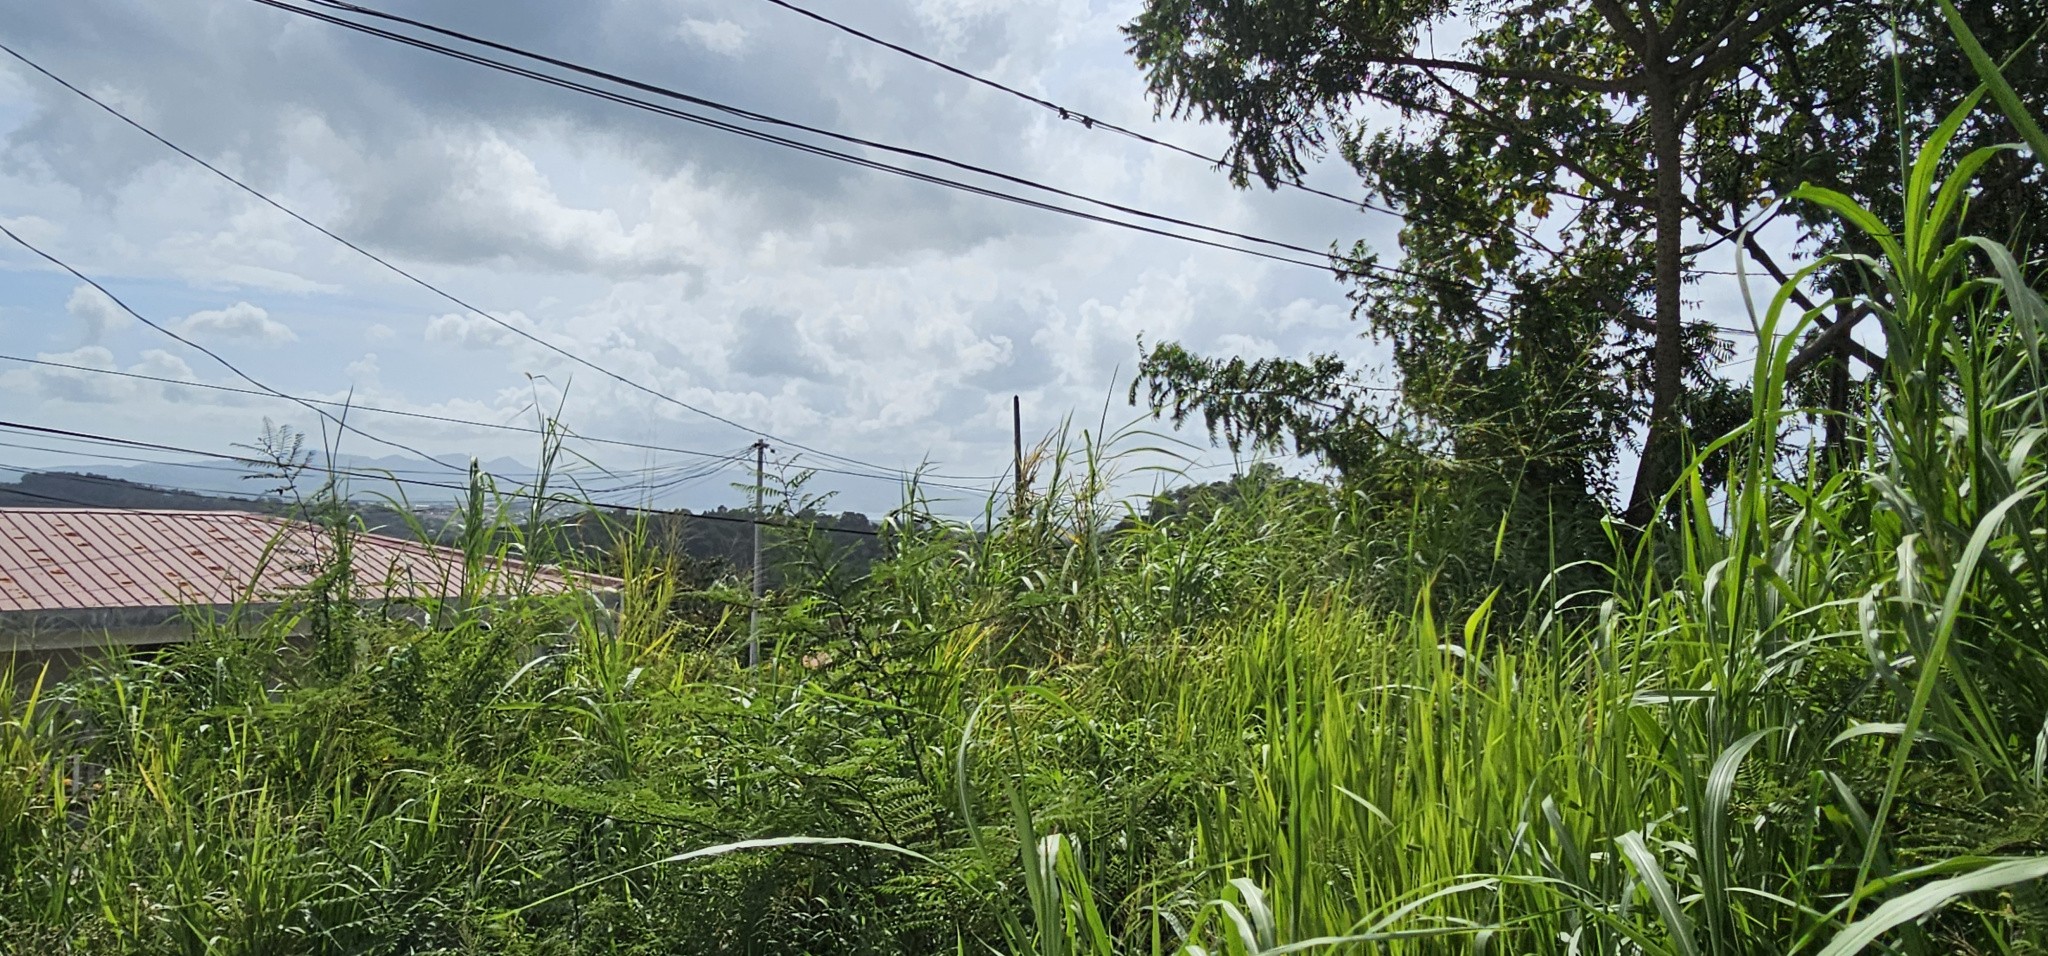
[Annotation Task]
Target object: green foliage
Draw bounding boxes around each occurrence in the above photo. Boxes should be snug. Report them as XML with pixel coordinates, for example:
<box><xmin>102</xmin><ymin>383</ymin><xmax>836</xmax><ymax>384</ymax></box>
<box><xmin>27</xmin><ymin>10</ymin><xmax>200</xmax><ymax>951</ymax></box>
<box><xmin>1122</xmin><ymin>0</ymin><xmax>2048</xmax><ymax>519</ymax></box>
<box><xmin>7</xmin><ymin>88</ymin><xmax>2048</xmax><ymax>956</ymax></box>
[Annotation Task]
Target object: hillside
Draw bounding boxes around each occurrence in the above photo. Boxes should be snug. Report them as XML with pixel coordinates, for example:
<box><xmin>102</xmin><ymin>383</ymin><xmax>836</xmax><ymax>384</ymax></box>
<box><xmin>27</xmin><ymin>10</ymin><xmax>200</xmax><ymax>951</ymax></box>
<box><xmin>0</xmin><ymin>470</ymin><xmax>283</xmax><ymax>512</ymax></box>
<box><xmin>0</xmin><ymin>470</ymin><xmax>891</xmax><ymax>581</ymax></box>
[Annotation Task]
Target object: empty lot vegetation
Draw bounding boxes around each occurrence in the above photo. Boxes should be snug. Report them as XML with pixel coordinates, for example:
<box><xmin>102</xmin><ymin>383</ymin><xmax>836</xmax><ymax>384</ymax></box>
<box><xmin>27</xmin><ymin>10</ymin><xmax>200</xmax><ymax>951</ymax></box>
<box><xmin>7</xmin><ymin>53</ymin><xmax>2048</xmax><ymax>956</ymax></box>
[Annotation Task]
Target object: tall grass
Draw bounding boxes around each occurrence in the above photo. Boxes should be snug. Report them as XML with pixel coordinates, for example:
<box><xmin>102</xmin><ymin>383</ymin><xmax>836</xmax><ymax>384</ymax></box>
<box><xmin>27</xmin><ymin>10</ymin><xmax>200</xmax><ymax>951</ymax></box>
<box><xmin>4</xmin><ymin>88</ymin><xmax>2048</xmax><ymax>954</ymax></box>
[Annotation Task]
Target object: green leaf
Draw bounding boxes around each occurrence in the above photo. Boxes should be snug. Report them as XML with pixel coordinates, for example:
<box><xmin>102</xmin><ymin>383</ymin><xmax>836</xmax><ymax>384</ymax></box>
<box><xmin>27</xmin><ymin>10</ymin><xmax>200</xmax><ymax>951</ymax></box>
<box><xmin>1926</xmin><ymin>144</ymin><xmax>2012</xmax><ymax>250</ymax></box>
<box><xmin>1791</xmin><ymin>185</ymin><xmax>1903</xmax><ymax>266</ymax></box>
<box><xmin>1905</xmin><ymin>93</ymin><xmax>1986</xmax><ymax>257</ymax></box>
<box><xmin>500</xmin><ymin>836</ymin><xmax>940</xmax><ymax>918</ymax></box>
<box><xmin>1263</xmin><ymin>925</ymin><xmax>1496</xmax><ymax>954</ymax></box>
<box><xmin>1230</xmin><ymin>877</ymin><xmax>1279</xmax><ymax>952</ymax></box>
<box><xmin>1702</xmin><ymin>729</ymin><xmax>1775</xmax><ymax>951</ymax></box>
<box><xmin>1542</xmin><ymin>795</ymin><xmax>1591</xmax><ymax>890</ymax></box>
<box><xmin>1961</xmin><ymin>236</ymin><xmax>2048</xmax><ymax>356</ymax></box>
<box><xmin>1816</xmin><ymin>857</ymin><xmax>2048</xmax><ymax>956</ymax></box>
<box><xmin>1861</xmin><ymin>474</ymin><xmax>2048</xmax><ymax>888</ymax></box>
<box><xmin>1937</xmin><ymin>0</ymin><xmax>2048</xmax><ymax>164</ymax></box>
<box><xmin>1617</xmin><ymin>831</ymin><xmax>1702</xmax><ymax>956</ymax></box>
<box><xmin>1828</xmin><ymin>722</ymin><xmax>1919</xmax><ymax>750</ymax></box>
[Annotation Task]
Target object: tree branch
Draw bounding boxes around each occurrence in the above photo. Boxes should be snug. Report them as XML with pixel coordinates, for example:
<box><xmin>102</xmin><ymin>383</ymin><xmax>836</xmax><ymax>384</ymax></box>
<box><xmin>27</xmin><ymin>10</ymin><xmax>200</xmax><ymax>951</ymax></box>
<box><xmin>1685</xmin><ymin>197</ymin><xmax>1818</xmax><ymax>305</ymax></box>
<box><xmin>1680</xmin><ymin>0</ymin><xmax>1819</xmax><ymax>83</ymax></box>
<box><xmin>1369</xmin><ymin>54</ymin><xmax>1633</xmax><ymax>94</ymax></box>
<box><xmin>1685</xmin><ymin>204</ymin><xmax>1885</xmax><ymax>377</ymax></box>
<box><xmin>1589</xmin><ymin>0</ymin><xmax>1653</xmax><ymax>53</ymax></box>
<box><xmin>1680</xmin><ymin>196</ymin><xmax>1886</xmax><ymax>376</ymax></box>
<box><xmin>1686</xmin><ymin>200</ymin><xmax>1786</xmax><ymax>257</ymax></box>
<box><xmin>1785</xmin><ymin>304</ymin><xmax>1880</xmax><ymax>376</ymax></box>
<box><xmin>1405</xmin><ymin>70</ymin><xmax>1651</xmax><ymax>210</ymax></box>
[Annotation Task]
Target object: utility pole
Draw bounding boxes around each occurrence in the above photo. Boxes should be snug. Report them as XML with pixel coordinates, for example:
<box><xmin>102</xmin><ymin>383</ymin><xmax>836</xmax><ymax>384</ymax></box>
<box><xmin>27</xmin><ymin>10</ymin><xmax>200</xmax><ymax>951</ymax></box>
<box><xmin>748</xmin><ymin>438</ymin><xmax>769</xmax><ymax>668</ymax></box>
<box><xmin>1012</xmin><ymin>395</ymin><xmax>1025</xmax><ymax>520</ymax></box>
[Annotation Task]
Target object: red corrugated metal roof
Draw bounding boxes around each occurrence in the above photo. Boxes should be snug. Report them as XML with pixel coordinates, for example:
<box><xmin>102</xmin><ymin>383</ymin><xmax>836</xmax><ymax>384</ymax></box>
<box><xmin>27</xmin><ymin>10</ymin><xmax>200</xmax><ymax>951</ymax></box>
<box><xmin>0</xmin><ymin>508</ymin><xmax>617</xmax><ymax>614</ymax></box>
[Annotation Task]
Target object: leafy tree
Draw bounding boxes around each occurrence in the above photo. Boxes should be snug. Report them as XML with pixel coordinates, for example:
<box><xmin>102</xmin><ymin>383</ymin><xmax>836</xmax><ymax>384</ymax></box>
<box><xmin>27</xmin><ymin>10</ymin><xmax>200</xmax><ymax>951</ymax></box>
<box><xmin>1125</xmin><ymin>0</ymin><xmax>2048</xmax><ymax>522</ymax></box>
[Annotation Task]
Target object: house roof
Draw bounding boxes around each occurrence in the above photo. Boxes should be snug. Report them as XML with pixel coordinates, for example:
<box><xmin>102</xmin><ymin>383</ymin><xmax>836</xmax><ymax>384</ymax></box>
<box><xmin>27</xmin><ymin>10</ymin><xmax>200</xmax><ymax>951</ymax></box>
<box><xmin>0</xmin><ymin>507</ymin><xmax>617</xmax><ymax>616</ymax></box>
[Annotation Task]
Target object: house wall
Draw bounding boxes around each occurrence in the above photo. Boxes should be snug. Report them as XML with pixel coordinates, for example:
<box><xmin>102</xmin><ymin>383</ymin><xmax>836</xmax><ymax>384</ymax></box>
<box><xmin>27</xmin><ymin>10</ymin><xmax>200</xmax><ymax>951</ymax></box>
<box><xmin>5</xmin><ymin>591</ymin><xmax>619</xmax><ymax>685</ymax></box>
<box><xmin>4</xmin><ymin>606</ymin><xmax>268</xmax><ymax>684</ymax></box>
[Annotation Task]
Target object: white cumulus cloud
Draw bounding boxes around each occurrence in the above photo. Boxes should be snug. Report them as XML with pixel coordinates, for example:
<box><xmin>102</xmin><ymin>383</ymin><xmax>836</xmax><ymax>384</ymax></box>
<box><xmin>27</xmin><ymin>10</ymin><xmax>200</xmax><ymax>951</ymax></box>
<box><xmin>176</xmin><ymin>302</ymin><xmax>297</xmax><ymax>344</ymax></box>
<box><xmin>66</xmin><ymin>285</ymin><xmax>130</xmax><ymax>344</ymax></box>
<box><xmin>345</xmin><ymin>352</ymin><xmax>381</xmax><ymax>386</ymax></box>
<box><xmin>424</xmin><ymin>311</ymin><xmax>530</xmax><ymax>350</ymax></box>
<box><xmin>677</xmin><ymin>18</ymin><xmax>746</xmax><ymax>55</ymax></box>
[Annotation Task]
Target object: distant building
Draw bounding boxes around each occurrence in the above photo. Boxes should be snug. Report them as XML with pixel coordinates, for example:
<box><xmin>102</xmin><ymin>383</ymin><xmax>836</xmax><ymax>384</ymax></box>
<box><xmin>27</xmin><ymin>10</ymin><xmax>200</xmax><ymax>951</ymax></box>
<box><xmin>1</xmin><ymin>508</ymin><xmax>617</xmax><ymax>665</ymax></box>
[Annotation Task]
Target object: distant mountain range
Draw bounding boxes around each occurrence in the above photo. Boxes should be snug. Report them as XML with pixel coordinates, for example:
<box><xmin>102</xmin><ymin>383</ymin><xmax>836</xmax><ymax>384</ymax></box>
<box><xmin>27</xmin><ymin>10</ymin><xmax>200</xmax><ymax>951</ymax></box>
<box><xmin>0</xmin><ymin>470</ymin><xmax>428</xmax><ymax>536</ymax></box>
<box><xmin>0</xmin><ymin>469</ymin><xmax>891</xmax><ymax>582</ymax></box>
<box><xmin>27</xmin><ymin>452</ymin><xmax>643</xmax><ymax>506</ymax></box>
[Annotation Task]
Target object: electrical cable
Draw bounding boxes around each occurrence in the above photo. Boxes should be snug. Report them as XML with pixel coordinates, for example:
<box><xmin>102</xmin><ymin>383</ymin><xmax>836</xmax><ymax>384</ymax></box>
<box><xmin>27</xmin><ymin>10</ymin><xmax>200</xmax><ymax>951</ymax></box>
<box><xmin>752</xmin><ymin>0</ymin><xmax>1388</xmax><ymax>213</ymax></box>
<box><xmin>0</xmin><ymin>432</ymin><xmax>755</xmax><ymax>500</ymax></box>
<box><xmin>625</xmin><ymin>455</ymin><xmax>751</xmax><ymax>496</ymax></box>
<box><xmin>259</xmin><ymin>8</ymin><xmax>1798</xmax><ymax>361</ymax></box>
<box><xmin>0</xmin><ymin>220</ymin><xmax>475</xmax><ymax>478</ymax></box>
<box><xmin>0</xmin><ymin>481</ymin><xmax>128</xmax><ymax>509</ymax></box>
<box><xmin>0</xmin><ymin>463</ymin><xmax>697</xmax><ymax>582</ymax></box>
<box><xmin>301</xmin><ymin>0</ymin><xmax>1756</xmax><ymax>300</ymax></box>
<box><xmin>0</xmin><ymin>438</ymin><xmax>260</xmax><ymax>478</ymax></box>
<box><xmin>254</xmin><ymin>8</ymin><xmax>1776</xmax><ymax>340</ymax></box>
<box><xmin>0</xmin><ymin>229</ymin><xmax>870</xmax><ymax>515</ymax></box>
<box><xmin>0</xmin><ymin>39</ymin><xmax>1008</xmax><ymax>483</ymax></box>
<box><xmin>279</xmin><ymin>0</ymin><xmax>1481</xmax><ymax>290</ymax></box>
<box><xmin>228</xmin><ymin>0</ymin><xmax>1358</xmax><ymax>276</ymax></box>
<box><xmin>0</xmin><ymin>15</ymin><xmax>1774</xmax><ymax>498</ymax></box>
<box><xmin>0</xmin><ymin>422</ymin><xmax>894</xmax><ymax>536</ymax></box>
<box><xmin>754</xmin><ymin>0</ymin><xmax>1758</xmax><ymax>285</ymax></box>
<box><xmin>0</xmin><ymin>353</ymin><xmax>1007</xmax><ymax>496</ymax></box>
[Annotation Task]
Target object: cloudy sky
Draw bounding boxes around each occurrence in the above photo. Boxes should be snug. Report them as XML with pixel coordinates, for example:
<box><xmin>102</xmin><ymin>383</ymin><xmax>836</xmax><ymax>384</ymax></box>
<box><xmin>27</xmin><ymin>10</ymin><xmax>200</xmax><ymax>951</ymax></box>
<box><xmin>1</xmin><ymin>0</ymin><xmax>1797</xmax><ymax>516</ymax></box>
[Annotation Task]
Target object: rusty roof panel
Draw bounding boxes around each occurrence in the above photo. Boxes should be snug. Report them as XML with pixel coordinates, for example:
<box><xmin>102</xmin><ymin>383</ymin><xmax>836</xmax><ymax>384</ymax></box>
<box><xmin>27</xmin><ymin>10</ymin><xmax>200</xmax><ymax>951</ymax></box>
<box><xmin>0</xmin><ymin>508</ymin><xmax>617</xmax><ymax>614</ymax></box>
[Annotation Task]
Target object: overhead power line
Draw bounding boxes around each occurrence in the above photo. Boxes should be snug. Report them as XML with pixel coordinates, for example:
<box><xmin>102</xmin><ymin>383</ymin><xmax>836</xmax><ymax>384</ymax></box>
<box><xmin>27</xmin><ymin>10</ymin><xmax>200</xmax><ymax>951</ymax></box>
<box><xmin>273</xmin><ymin>0</ymin><xmax>1434</xmax><ymax>283</ymax></box>
<box><xmin>0</xmin><ymin>445</ymin><xmax>711</xmax><ymax>510</ymax></box>
<box><xmin>0</xmin><ymin>481</ymin><xmax>117</xmax><ymax>509</ymax></box>
<box><xmin>0</xmin><ymin>40</ymin><xmax>1006</xmax><ymax>485</ymax></box>
<box><xmin>753</xmin><ymin>0</ymin><xmax>1386</xmax><ymax>213</ymax></box>
<box><xmin>755</xmin><ymin>0</ymin><xmax>1752</xmax><ymax>283</ymax></box>
<box><xmin>0</xmin><ymin>433</ymin><xmax>753</xmax><ymax>499</ymax></box>
<box><xmin>0</xmin><ymin>223</ymin><xmax>818</xmax><ymax>506</ymax></box>
<box><xmin>246</xmin><ymin>0</ymin><xmax>1555</xmax><ymax>312</ymax></box>
<box><xmin>0</xmin><ymin>421</ymin><xmax>894</xmax><ymax>537</ymax></box>
<box><xmin>252</xmin><ymin>1</ymin><xmax>1770</xmax><ymax>327</ymax></box>
<box><xmin>0</xmin><ymin>10</ymin><xmax>1773</xmax><ymax>494</ymax></box>
<box><xmin>0</xmin><ymin>219</ymin><xmax>474</xmax><ymax>479</ymax></box>
<box><xmin>0</xmin><ymin>353</ymin><xmax>1007</xmax><ymax>496</ymax></box>
<box><xmin>0</xmin><ymin>463</ymin><xmax>888</xmax><ymax>585</ymax></box>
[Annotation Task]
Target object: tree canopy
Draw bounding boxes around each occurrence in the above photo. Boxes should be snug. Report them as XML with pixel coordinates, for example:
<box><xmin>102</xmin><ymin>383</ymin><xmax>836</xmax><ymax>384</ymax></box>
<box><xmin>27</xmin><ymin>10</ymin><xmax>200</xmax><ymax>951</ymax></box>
<box><xmin>1126</xmin><ymin>0</ymin><xmax>2047</xmax><ymax>522</ymax></box>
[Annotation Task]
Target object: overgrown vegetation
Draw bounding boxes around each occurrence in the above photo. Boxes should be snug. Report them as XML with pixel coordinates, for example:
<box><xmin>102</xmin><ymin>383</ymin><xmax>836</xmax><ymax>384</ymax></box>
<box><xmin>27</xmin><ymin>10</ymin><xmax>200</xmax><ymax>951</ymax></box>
<box><xmin>6</xmin><ymin>28</ymin><xmax>2048</xmax><ymax>956</ymax></box>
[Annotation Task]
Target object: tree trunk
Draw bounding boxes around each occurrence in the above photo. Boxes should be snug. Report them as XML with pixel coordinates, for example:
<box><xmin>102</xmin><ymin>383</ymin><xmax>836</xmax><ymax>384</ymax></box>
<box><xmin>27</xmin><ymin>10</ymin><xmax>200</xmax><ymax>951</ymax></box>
<box><xmin>1625</xmin><ymin>66</ymin><xmax>1687</xmax><ymax>527</ymax></box>
<box><xmin>1824</xmin><ymin>323</ymin><xmax>1850</xmax><ymax>462</ymax></box>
